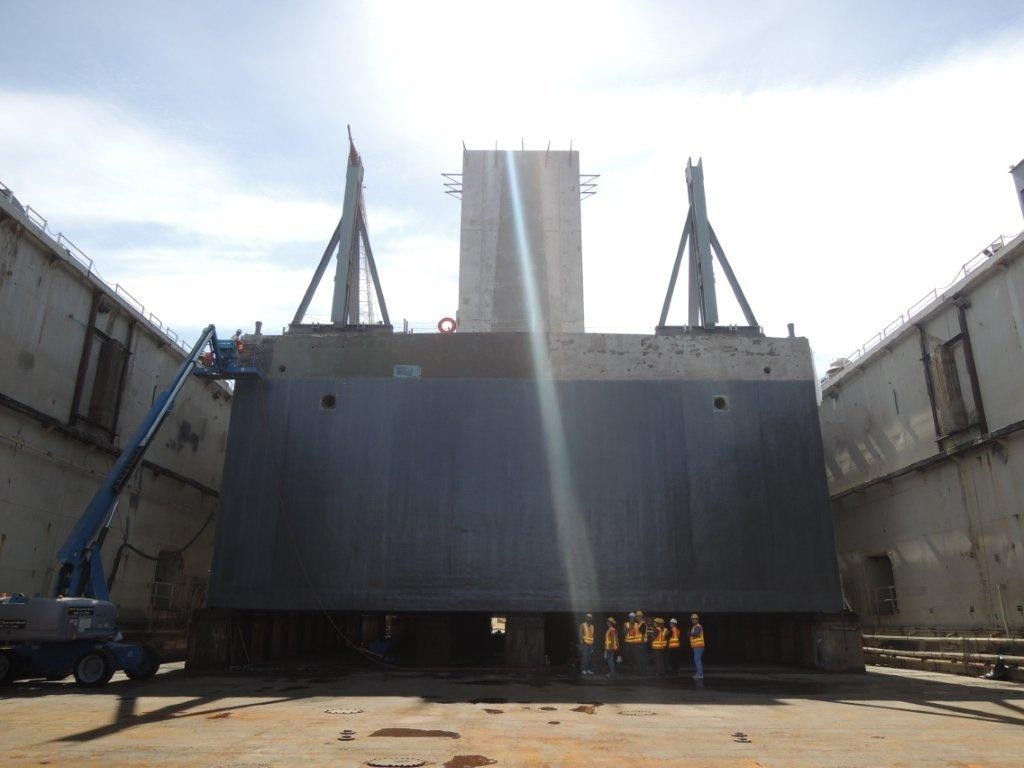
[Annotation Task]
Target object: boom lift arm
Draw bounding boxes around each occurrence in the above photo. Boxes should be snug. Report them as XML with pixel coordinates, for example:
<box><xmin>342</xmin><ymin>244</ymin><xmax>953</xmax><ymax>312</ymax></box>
<box><xmin>53</xmin><ymin>324</ymin><xmax>218</xmax><ymax>601</ymax></box>
<box><xmin>1</xmin><ymin>324</ymin><xmax>258</xmax><ymax>687</ymax></box>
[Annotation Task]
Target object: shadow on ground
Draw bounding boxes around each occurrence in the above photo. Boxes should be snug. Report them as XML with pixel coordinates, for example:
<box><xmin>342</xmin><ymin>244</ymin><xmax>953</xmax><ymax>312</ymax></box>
<box><xmin>3</xmin><ymin>661</ymin><xmax>1022</xmax><ymax>744</ymax></box>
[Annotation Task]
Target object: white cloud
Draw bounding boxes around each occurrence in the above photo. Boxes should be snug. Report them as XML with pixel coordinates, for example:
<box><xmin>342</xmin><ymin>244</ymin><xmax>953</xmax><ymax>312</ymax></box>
<box><xmin>370</xmin><ymin>37</ymin><xmax>1024</xmax><ymax>373</ymax></box>
<box><xmin>0</xmin><ymin>91</ymin><xmax>344</xmax><ymax>244</ymax></box>
<box><xmin>0</xmin><ymin>88</ymin><xmax>423</xmax><ymax>335</ymax></box>
<box><xmin>2</xmin><ymin>20</ymin><xmax>1023</xmax><ymax>378</ymax></box>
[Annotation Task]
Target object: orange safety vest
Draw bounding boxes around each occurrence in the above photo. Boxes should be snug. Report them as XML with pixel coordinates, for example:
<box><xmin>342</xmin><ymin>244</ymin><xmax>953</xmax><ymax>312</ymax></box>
<box><xmin>581</xmin><ymin>623</ymin><xmax>595</xmax><ymax>645</ymax></box>
<box><xmin>605</xmin><ymin>627</ymin><xmax>620</xmax><ymax>651</ymax></box>
<box><xmin>624</xmin><ymin>621</ymin><xmax>643</xmax><ymax>644</ymax></box>
<box><xmin>668</xmin><ymin>627</ymin><xmax>681</xmax><ymax>648</ymax></box>
<box><xmin>651</xmin><ymin>627</ymin><xmax>668</xmax><ymax>650</ymax></box>
<box><xmin>689</xmin><ymin>624</ymin><xmax>706</xmax><ymax>649</ymax></box>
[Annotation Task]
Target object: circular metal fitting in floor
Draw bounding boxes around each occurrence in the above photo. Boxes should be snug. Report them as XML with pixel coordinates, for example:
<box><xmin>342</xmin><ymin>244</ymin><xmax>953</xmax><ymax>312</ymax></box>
<box><xmin>366</xmin><ymin>759</ymin><xmax>426</xmax><ymax>768</ymax></box>
<box><xmin>618</xmin><ymin>709</ymin><xmax>656</xmax><ymax>716</ymax></box>
<box><xmin>325</xmin><ymin>708</ymin><xmax>363</xmax><ymax>715</ymax></box>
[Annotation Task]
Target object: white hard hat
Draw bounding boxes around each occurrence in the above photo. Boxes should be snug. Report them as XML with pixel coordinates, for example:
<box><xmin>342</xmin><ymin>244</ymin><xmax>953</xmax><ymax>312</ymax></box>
<box><xmin>669</xmin><ymin>618</ymin><xmax>678</xmax><ymax>624</ymax></box>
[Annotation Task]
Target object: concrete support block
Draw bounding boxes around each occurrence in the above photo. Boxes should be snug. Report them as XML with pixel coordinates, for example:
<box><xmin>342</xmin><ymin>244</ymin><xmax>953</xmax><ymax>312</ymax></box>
<box><xmin>250</xmin><ymin>613</ymin><xmax>267</xmax><ymax>662</ymax></box>
<box><xmin>414</xmin><ymin>615</ymin><xmax>452</xmax><ymax>666</ymax></box>
<box><xmin>186</xmin><ymin>608</ymin><xmax>234</xmax><ymax>670</ymax></box>
<box><xmin>506</xmin><ymin>613</ymin><xmax>545</xmax><ymax>667</ymax></box>
<box><xmin>811</xmin><ymin>612</ymin><xmax>865</xmax><ymax>672</ymax></box>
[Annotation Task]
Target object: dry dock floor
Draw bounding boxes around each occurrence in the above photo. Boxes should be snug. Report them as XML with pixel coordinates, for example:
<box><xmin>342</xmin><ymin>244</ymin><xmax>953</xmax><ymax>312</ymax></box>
<box><xmin>1</xmin><ymin>663</ymin><xmax>1021</xmax><ymax>767</ymax></box>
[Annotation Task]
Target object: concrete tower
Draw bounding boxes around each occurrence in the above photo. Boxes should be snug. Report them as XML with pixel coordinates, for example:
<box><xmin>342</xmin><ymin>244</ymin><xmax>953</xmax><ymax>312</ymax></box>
<box><xmin>457</xmin><ymin>150</ymin><xmax>584</xmax><ymax>333</ymax></box>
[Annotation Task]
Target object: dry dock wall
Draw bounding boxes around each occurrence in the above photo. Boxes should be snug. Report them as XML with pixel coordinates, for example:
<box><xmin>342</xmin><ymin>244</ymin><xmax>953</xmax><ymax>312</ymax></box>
<box><xmin>821</xmin><ymin>232</ymin><xmax>1024</xmax><ymax>637</ymax></box>
<box><xmin>208</xmin><ymin>330</ymin><xmax>844</xmax><ymax>614</ymax></box>
<box><xmin>0</xmin><ymin>188</ymin><xmax>231</xmax><ymax>654</ymax></box>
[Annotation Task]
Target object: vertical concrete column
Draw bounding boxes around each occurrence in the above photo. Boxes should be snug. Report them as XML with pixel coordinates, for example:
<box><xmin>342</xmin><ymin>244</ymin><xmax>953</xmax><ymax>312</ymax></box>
<box><xmin>251</xmin><ymin>613</ymin><xmax>267</xmax><ymax>662</ymax></box>
<box><xmin>414</xmin><ymin>615</ymin><xmax>453</xmax><ymax>666</ymax></box>
<box><xmin>505</xmin><ymin>613</ymin><xmax>545</xmax><ymax>667</ymax></box>
<box><xmin>457</xmin><ymin>150</ymin><xmax>584</xmax><ymax>333</ymax></box>
<box><xmin>185</xmin><ymin>608</ymin><xmax>234</xmax><ymax>669</ymax></box>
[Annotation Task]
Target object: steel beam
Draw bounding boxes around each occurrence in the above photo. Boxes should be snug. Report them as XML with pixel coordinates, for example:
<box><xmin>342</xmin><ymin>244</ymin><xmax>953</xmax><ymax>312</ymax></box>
<box><xmin>658</xmin><ymin>209</ymin><xmax>692</xmax><ymax>328</ymax></box>
<box><xmin>331</xmin><ymin>162</ymin><xmax>365</xmax><ymax>324</ymax></box>
<box><xmin>292</xmin><ymin>217</ymin><xmax>344</xmax><ymax>326</ymax></box>
<box><xmin>686</xmin><ymin>159</ymin><xmax>717</xmax><ymax>327</ymax></box>
<box><xmin>709</xmin><ymin>226</ymin><xmax>758</xmax><ymax>328</ymax></box>
<box><xmin>360</xmin><ymin>219</ymin><xmax>391</xmax><ymax>327</ymax></box>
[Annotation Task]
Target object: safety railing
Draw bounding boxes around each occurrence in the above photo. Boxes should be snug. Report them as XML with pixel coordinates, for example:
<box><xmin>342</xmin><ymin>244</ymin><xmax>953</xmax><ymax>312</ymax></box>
<box><xmin>0</xmin><ymin>178</ymin><xmax>193</xmax><ymax>356</ymax></box>
<box><xmin>824</xmin><ymin>234</ymin><xmax>1018</xmax><ymax>383</ymax></box>
<box><xmin>872</xmin><ymin>585</ymin><xmax>899</xmax><ymax>616</ymax></box>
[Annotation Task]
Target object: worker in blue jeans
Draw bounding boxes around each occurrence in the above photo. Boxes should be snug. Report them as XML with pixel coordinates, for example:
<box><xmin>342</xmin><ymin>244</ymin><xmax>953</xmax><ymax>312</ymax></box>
<box><xmin>578</xmin><ymin>613</ymin><xmax>596</xmax><ymax>675</ymax></box>
<box><xmin>603</xmin><ymin>617</ymin><xmax>620</xmax><ymax>676</ymax></box>
<box><xmin>689</xmin><ymin>613</ymin><xmax>705</xmax><ymax>678</ymax></box>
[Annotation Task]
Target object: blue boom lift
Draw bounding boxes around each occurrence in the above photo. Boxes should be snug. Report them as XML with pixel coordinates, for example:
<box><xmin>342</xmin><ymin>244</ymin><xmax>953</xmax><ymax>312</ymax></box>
<box><xmin>0</xmin><ymin>325</ymin><xmax>257</xmax><ymax>686</ymax></box>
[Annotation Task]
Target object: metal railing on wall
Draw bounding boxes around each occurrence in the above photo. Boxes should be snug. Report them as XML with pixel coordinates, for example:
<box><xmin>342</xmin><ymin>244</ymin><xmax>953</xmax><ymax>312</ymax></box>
<box><xmin>825</xmin><ymin>234</ymin><xmax>1017</xmax><ymax>383</ymax></box>
<box><xmin>0</xmin><ymin>178</ymin><xmax>194</xmax><ymax>356</ymax></box>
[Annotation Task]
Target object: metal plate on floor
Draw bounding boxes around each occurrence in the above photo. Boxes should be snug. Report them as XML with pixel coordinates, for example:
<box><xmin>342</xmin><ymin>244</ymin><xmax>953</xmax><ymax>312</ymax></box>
<box><xmin>618</xmin><ymin>709</ymin><xmax>656</xmax><ymax>716</ymax></box>
<box><xmin>326</xmin><ymin>708</ymin><xmax>363</xmax><ymax>714</ymax></box>
<box><xmin>366</xmin><ymin>759</ymin><xmax>426</xmax><ymax>768</ymax></box>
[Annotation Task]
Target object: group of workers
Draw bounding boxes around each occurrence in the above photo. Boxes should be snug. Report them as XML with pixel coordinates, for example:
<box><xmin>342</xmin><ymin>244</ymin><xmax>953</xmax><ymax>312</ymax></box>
<box><xmin>578</xmin><ymin>611</ymin><xmax>705</xmax><ymax>679</ymax></box>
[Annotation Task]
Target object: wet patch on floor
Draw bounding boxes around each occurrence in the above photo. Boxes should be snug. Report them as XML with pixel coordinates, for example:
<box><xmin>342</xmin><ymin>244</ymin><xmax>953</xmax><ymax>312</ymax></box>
<box><xmin>539</xmin><ymin>706</ymin><xmax>557</xmax><ymax>711</ymax></box>
<box><xmin>370</xmin><ymin>728</ymin><xmax>460</xmax><ymax>739</ymax></box>
<box><xmin>548</xmin><ymin>720</ymin><xmax>560</xmax><ymax>725</ymax></box>
<box><xmin>442</xmin><ymin>756</ymin><xmax>497</xmax><ymax>768</ymax></box>
<box><xmin>207</xmin><ymin>712</ymin><xmax>232</xmax><ymax>720</ymax></box>
<box><xmin>571</xmin><ymin>705</ymin><xmax>598</xmax><ymax>714</ymax></box>
<box><xmin>482</xmin><ymin>708</ymin><xmax>503</xmax><ymax>714</ymax></box>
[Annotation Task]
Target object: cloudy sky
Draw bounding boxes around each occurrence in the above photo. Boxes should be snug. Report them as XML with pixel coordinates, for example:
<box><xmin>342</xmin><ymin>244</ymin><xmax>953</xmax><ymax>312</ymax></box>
<box><xmin>2</xmin><ymin>1</ymin><xmax>1023</xmax><ymax>374</ymax></box>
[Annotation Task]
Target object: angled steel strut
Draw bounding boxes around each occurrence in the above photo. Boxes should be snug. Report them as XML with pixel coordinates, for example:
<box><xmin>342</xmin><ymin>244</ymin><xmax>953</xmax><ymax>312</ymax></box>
<box><xmin>293</xmin><ymin>128</ymin><xmax>391</xmax><ymax>327</ymax></box>
<box><xmin>658</xmin><ymin>158</ymin><xmax>758</xmax><ymax>330</ymax></box>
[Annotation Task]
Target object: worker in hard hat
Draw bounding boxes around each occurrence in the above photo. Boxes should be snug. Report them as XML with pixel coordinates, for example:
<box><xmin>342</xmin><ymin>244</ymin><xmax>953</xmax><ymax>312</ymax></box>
<box><xmin>667</xmin><ymin>618</ymin><xmax>683</xmax><ymax>674</ymax></box>
<box><xmin>689</xmin><ymin>613</ymin><xmax>706</xmax><ymax>679</ymax></box>
<box><xmin>622</xmin><ymin>612</ymin><xmax>640</xmax><ymax>672</ymax></box>
<box><xmin>604</xmin><ymin>617</ymin><xmax>620</xmax><ymax>676</ymax></box>
<box><xmin>578</xmin><ymin>613</ymin><xmax>596</xmax><ymax>675</ymax></box>
<box><xmin>634</xmin><ymin>611</ymin><xmax>649</xmax><ymax>675</ymax></box>
<box><xmin>651</xmin><ymin>617</ymin><xmax>669</xmax><ymax>676</ymax></box>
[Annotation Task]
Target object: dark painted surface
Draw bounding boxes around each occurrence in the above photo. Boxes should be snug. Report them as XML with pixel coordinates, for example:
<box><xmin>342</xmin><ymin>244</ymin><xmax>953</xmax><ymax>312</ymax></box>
<box><xmin>208</xmin><ymin>377</ymin><xmax>842</xmax><ymax>613</ymax></box>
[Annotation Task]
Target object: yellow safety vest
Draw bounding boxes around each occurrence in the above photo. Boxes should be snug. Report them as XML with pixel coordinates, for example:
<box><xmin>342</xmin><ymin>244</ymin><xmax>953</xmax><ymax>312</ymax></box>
<box><xmin>651</xmin><ymin>627</ymin><xmax>668</xmax><ymax>650</ymax></box>
<box><xmin>624</xmin><ymin>621</ymin><xmax>643</xmax><ymax>644</ymax></box>
<box><xmin>668</xmin><ymin>627</ymin><xmax>681</xmax><ymax>648</ymax></box>
<box><xmin>581</xmin><ymin>623</ymin><xmax>595</xmax><ymax>645</ymax></box>
<box><xmin>637</xmin><ymin>621</ymin><xmax>647</xmax><ymax>642</ymax></box>
<box><xmin>605</xmin><ymin>627</ymin><xmax>620</xmax><ymax>651</ymax></box>
<box><xmin>689</xmin><ymin>624</ymin><xmax>706</xmax><ymax>649</ymax></box>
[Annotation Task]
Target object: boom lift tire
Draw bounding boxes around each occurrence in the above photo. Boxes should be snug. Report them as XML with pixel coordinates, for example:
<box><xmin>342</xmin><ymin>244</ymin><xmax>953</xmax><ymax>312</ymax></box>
<box><xmin>0</xmin><ymin>649</ymin><xmax>17</xmax><ymax>685</ymax></box>
<box><xmin>73</xmin><ymin>648</ymin><xmax>115</xmax><ymax>687</ymax></box>
<box><xmin>125</xmin><ymin>645</ymin><xmax>160</xmax><ymax>681</ymax></box>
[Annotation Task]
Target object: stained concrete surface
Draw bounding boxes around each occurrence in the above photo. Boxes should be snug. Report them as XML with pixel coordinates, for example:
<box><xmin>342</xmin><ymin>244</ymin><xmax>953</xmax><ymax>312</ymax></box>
<box><xmin>1</xmin><ymin>664</ymin><xmax>1021</xmax><ymax>767</ymax></box>
<box><xmin>457</xmin><ymin>150</ymin><xmax>584</xmax><ymax>334</ymax></box>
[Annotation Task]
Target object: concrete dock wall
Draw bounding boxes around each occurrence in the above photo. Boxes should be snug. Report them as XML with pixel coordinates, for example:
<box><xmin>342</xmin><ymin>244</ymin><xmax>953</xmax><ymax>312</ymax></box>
<box><xmin>821</xmin><ymin>232</ymin><xmax>1024</xmax><ymax>634</ymax></box>
<box><xmin>0</xmin><ymin>188</ymin><xmax>231</xmax><ymax>653</ymax></box>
